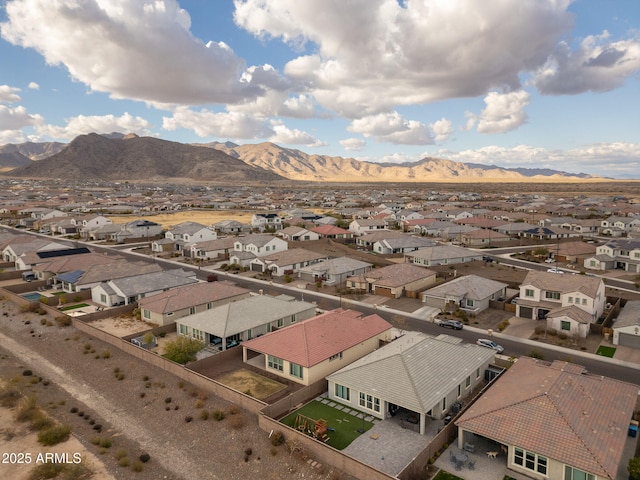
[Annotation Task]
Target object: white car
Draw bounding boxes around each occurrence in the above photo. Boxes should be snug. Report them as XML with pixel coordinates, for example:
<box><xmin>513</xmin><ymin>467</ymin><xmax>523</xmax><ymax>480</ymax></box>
<box><xmin>547</xmin><ymin>268</ymin><xmax>564</xmax><ymax>274</ymax></box>
<box><xmin>476</xmin><ymin>338</ymin><xmax>504</xmax><ymax>353</ymax></box>
<box><xmin>544</xmin><ymin>258</ymin><xmax>555</xmax><ymax>263</ymax></box>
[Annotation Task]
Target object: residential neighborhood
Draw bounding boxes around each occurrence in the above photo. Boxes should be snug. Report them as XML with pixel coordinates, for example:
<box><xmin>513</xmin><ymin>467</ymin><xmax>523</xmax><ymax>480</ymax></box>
<box><xmin>1</xmin><ymin>180</ymin><xmax>640</xmax><ymax>480</ymax></box>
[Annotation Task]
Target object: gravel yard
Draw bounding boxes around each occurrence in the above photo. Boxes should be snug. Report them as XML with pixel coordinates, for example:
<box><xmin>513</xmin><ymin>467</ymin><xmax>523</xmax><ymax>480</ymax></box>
<box><xmin>0</xmin><ymin>298</ymin><xmax>349</xmax><ymax>480</ymax></box>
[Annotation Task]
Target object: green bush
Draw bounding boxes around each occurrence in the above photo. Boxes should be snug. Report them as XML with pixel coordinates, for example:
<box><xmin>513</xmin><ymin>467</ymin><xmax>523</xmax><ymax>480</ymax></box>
<box><xmin>38</xmin><ymin>424</ymin><xmax>71</xmax><ymax>446</ymax></box>
<box><xmin>162</xmin><ymin>336</ymin><xmax>204</xmax><ymax>364</ymax></box>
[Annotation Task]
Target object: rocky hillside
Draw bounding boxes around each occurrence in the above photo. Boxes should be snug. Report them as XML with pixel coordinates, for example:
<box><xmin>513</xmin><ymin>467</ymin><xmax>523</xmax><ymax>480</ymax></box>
<box><xmin>203</xmin><ymin>142</ymin><xmax>596</xmax><ymax>182</ymax></box>
<box><xmin>5</xmin><ymin>134</ymin><xmax>285</xmax><ymax>183</ymax></box>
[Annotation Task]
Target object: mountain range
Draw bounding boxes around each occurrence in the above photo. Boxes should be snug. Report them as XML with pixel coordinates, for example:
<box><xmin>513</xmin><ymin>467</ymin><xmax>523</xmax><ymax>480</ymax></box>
<box><xmin>1</xmin><ymin>133</ymin><xmax>600</xmax><ymax>183</ymax></box>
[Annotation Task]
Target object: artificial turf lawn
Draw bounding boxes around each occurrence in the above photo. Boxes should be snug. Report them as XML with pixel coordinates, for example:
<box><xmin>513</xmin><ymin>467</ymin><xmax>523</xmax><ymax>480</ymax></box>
<box><xmin>280</xmin><ymin>399</ymin><xmax>374</xmax><ymax>450</ymax></box>
<box><xmin>58</xmin><ymin>303</ymin><xmax>90</xmax><ymax>311</ymax></box>
<box><xmin>595</xmin><ymin>345</ymin><xmax>616</xmax><ymax>358</ymax></box>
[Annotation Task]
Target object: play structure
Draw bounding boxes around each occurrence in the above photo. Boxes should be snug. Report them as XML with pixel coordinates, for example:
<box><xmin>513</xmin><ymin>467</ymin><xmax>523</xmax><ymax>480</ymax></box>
<box><xmin>294</xmin><ymin>414</ymin><xmax>330</xmax><ymax>443</ymax></box>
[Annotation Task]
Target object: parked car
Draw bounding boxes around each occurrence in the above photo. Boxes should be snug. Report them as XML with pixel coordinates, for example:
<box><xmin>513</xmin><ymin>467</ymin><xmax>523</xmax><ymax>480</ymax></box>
<box><xmin>482</xmin><ymin>256</ymin><xmax>494</xmax><ymax>262</ymax></box>
<box><xmin>476</xmin><ymin>338</ymin><xmax>504</xmax><ymax>353</ymax></box>
<box><xmin>547</xmin><ymin>268</ymin><xmax>564</xmax><ymax>274</ymax></box>
<box><xmin>544</xmin><ymin>257</ymin><xmax>555</xmax><ymax>263</ymax></box>
<box><xmin>436</xmin><ymin>319</ymin><xmax>463</xmax><ymax>330</ymax></box>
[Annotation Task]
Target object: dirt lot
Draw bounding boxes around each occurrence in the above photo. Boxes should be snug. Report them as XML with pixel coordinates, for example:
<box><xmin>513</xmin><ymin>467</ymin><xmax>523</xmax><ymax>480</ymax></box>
<box><xmin>0</xmin><ymin>299</ymin><xmax>350</xmax><ymax>480</ymax></box>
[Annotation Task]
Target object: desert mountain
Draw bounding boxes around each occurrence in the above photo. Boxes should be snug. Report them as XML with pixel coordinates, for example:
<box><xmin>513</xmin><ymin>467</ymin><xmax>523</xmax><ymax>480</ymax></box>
<box><xmin>0</xmin><ymin>140</ymin><xmax>66</xmax><ymax>163</ymax></box>
<box><xmin>202</xmin><ymin>142</ymin><xmax>598</xmax><ymax>182</ymax></box>
<box><xmin>5</xmin><ymin>134</ymin><xmax>285</xmax><ymax>183</ymax></box>
<box><xmin>0</xmin><ymin>151</ymin><xmax>31</xmax><ymax>171</ymax></box>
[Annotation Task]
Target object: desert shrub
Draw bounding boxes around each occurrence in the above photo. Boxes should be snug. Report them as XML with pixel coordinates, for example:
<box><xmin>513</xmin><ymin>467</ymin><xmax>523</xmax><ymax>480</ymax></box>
<box><xmin>162</xmin><ymin>336</ymin><xmax>204</xmax><ymax>364</ymax></box>
<box><xmin>228</xmin><ymin>404</ymin><xmax>240</xmax><ymax>415</ymax></box>
<box><xmin>142</xmin><ymin>375</ymin><xmax>150</xmax><ymax>381</ymax></box>
<box><xmin>114</xmin><ymin>449</ymin><xmax>128</xmax><ymax>460</ymax></box>
<box><xmin>497</xmin><ymin>320</ymin><xmax>510</xmax><ymax>331</ymax></box>
<box><xmin>101</xmin><ymin>350</ymin><xmax>111</xmax><ymax>359</ymax></box>
<box><xmin>199</xmin><ymin>410</ymin><xmax>209</xmax><ymax>421</ymax></box>
<box><xmin>212</xmin><ymin>409</ymin><xmax>225</xmax><ymax>421</ymax></box>
<box><xmin>131</xmin><ymin>460</ymin><xmax>144</xmax><ymax>472</ymax></box>
<box><xmin>38</xmin><ymin>424</ymin><xmax>71</xmax><ymax>446</ymax></box>
<box><xmin>270</xmin><ymin>446</ymin><xmax>278</xmax><ymax>456</ymax></box>
<box><xmin>195</xmin><ymin>399</ymin><xmax>204</xmax><ymax>409</ymax></box>
<box><xmin>70</xmin><ymin>407</ymin><xmax>78</xmax><ymax>413</ymax></box>
<box><xmin>528</xmin><ymin>349</ymin><xmax>545</xmax><ymax>359</ymax></box>
<box><xmin>557</xmin><ymin>331</ymin><xmax>568</xmax><ymax>340</ymax></box>
<box><xmin>28</xmin><ymin>461</ymin><xmax>64</xmax><ymax>479</ymax></box>
<box><xmin>16</xmin><ymin>396</ymin><xmax>39</xmax><ymax>423</ymax></box>
<box><xmin>534</xmin><ymin>326</ymin><xmax>546</xmax><ymax>335</ymax></box>
<box><xmin>139</xmin><ymin>453</ymin><xmax>150</xmax><ymax>463</ymax></box>
<box><xmin>118</xmin><ymin>457</ymin><xmax>130</xmax><ymax>467</ymax></box>
<box><xmin>54</xmin><ymin>315</ymin><xmax>73</xmax><ymax>327</ymax></box>
<box><xmin>270</xmin><ymin>430</ymin><xmax>285</xmax><ymax>446</ymax></box>
<box><xmin>30</xmin><ymin>413</ymin><xmax>55</xmax><ymax>432</ymax></box>
<box><xmin>23</xmin><ymin>369</ymin><xmax>33</xmax><ymax>376</ymax></box>
<box><xmin>93</xmin><ymin>424</ymin><xmax>103</xmax><ymax>432</ymax></box>
<box><xmin>164</xmin><ymin>397</ymin><xmax>172</xmax><ymax>404</ymax></box>
<box><xmin>0</xmin><ymin>387</ymin><xmax>22</xmax><ymax>408</ymax></box>
<box><xmin>184</xmin><ymin>415</ymin><xmax>193</xmax><ymax>423</ymax></box>
<box><xmin>244</xmin><ymin>447</ymin><xmax>252</xmax><ymax>456</ymax></box>
<box><xmin>228</xmin><ymin>414</ymin><xmax>245</xmax><ymax>430</ymax></box>
<box><xmin>115</xmin><ymin>373</ymin><xmax>125</xmax><ymax>381</ymax></box>
<box><xmin>40</xmin><ymin>318</ymin><xmax>47</xmax><ymax>325</ymax></box>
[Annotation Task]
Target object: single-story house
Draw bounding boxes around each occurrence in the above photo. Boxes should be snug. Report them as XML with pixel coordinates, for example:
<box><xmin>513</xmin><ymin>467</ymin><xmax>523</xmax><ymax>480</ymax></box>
<box><xmin>139</xmin><ymin>281</ymin><xmax>251</xmax><ymax>326</ymax></box>
<box><xmin>326</xmin><ymin>331</ymin><xmax>496</xmax><ymax>434</ymax></box>
<box><xmin>249</xmin><ymin>248</ymin><xmax>328</xmax><ymax>276</ymax></box>
<box><xmin>298</xmin><ymin>257</ymin><xmax>373</xmax><ymax>286</ymax></box>
<box><xmin>456</xmin><ymin>357</ymin><xmax>639</xmax><ymax>480</ymax></box>
<box><xmin>405</xmin><ymin>245</ymin><xmax>483</xmax><ymax>267</ymax></box>
<box><xmin>422</xmin><ymin>274</ymin><xmax>508</xmax><ymax>314</ymax></box>
<box><xmin>177</xmin><ymin>294</ymin><xmax>317</xmax><ymax>351</ymax></box>
<box><xmin>242</xmin><ymin>308</ymin><xmax>394</xmax><ymax>386</ymax></box>
<box><xmin>612</xmin><ymin>300</ymin><xmax>640</xmax><ymax>348</ymax></box>
<box><xmin>347</xmin><ymin>263</ymin><xmax>437</xmax><ymax>298</ymax></box>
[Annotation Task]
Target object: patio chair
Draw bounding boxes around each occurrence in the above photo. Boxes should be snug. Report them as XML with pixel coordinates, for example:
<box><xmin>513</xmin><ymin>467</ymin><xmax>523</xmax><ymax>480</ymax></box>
<box><xmin>468</xmin><ymin>460</ymin><xmax>476</xmax><ymax>470</ymax></box>
<box><xmin>455</xmin><ymin>460</ymin><xmax>463</xmax><ymax>471</ymax></box>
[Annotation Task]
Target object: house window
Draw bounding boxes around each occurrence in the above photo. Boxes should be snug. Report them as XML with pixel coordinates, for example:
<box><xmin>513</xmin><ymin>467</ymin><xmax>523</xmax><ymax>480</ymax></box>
<box><xmin>564</xmin><ymin>466</ymin><xmax>595</xmax><ymax>480</ymax></box>
<box><xmin>524</xmin><ymin>289</ymin><xmax>534</xmax><ymax>298</ymax></box>
<box><xmin>267</xmin><ymin>355</ymin><xmax>283</xmax><ymax>372</ymax></box>
<box><xmin>359</xmin><ymin>392</ymin><xmax>380</xmax><ymax>413</ymax></box>
<box><xmin>545</xmin><ymin>291</ymin><xmax>561</xmax><ymax>300</ymax></box>
<box><xmin>289</xmin><ymin>363</ymin><xmax>303</xmax><ymax>379</ymax></box>
<box><xmin>582</xmin><ymin>298</ymin><xmax>587</xmax><ymax>305</ymax></box>
<box><xmin>207</xmin><ymin>302</ymin><xmax>212</xmax><ymax>309</ymax></box>
<box><xmin>291</xmin><ymin>315</ymin><xmax>297</xmax><ymax>324</ymax></box>
<box><xmin>179</xmin><ymin>324</ymin><xmax>188</xmax><ymax>335</ymax></box>
<box><xmin>561</xmin><ymin>321</ymin><xmax>571</xmax><ymax>331</ymax></box>
<box><xmin>514</xmin><ymin>448</ymin><xmax>547</xmax><ymax>475</ymax></box>
<box><xmin>142</xmin><ymin>309</ymin><xmax>150</xmax><ymax>319</ymax></box>
<box><xmin>589</xmin><ymin>260</ymin><xmax>597</xmax><ymax>267</ymax></box>
<box><xmin>476</xmin><ymin>368</ymin><xmax>480</xmax><ymax>379</ymax></box>
<box><xmin>277</xmin><ymin>318</ymin><xmax>284</xmax><ymax>328</ymax></box>
<box><xmin>568</xmin><ymin>296</ymin><xmax>573</xmax><ymax>303</ymax></box>
<box><xmin>465</xmin><ymin>376</ymin><xmax>471</xmax><ymax>388</ymax></box>
<box><xmin>189</xmin><ymin>306</ymin><xmax>196</xmax><ymax>315</ymax></box>
<box><xmin>457</xmin><ymin>384</ymin><xmax>461</xmax><ymax>397</ymax></box>
<box><xmin>192</xmin><ymin>328</ymin><xmax>204</xmax><ymax>341</ymax></box>
<box><xmin>442</xmin><ymin>397</ymin><xmax>446</xmax><ymax>411</ymax></box>
<box><xmin>329</xmin><ymin>352</ymin><xmax>343</xmax><ymax>361</ymax></box>
<box><xmin>466</xmin><ymin>299</ymin><xmax>475</xmax><ymax>307</ymax></box>
<box><xmin>335</xmin><ymin>384</ymin><xmax>350</xmax><ymax>401</ymax></box>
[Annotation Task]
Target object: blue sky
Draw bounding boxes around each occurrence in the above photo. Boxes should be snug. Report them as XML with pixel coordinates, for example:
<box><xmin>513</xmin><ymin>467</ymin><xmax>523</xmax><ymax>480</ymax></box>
<box><xmin>1</xmin><ymin>0</ymin><xmax>639</xmax><ymax>178</ymax></box>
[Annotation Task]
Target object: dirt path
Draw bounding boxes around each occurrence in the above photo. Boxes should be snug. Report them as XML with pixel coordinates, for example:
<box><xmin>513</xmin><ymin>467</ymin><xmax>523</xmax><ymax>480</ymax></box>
<box><xmin>0</xmin><ymin>331</ymin><xmax>217</xmax><ymax>480</ymax></box>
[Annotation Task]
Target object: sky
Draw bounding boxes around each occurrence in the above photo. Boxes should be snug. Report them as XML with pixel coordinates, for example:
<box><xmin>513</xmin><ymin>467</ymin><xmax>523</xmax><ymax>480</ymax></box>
<box><xmin>0</xmin><ymin>0</ymin><xmax>639</xmax><ymax>179</ymax></box>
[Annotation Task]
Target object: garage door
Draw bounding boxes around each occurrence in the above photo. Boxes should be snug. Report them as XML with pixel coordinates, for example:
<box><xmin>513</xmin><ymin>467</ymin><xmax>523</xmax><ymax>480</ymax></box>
<box><xmin>251</xmin><ymin>263</ymin><xmax>263</xmax><ymax>272</ymax></box>
<box><xmin>374</xmin><ymin>286</ymin><xmax>395</xmax><ymax>298</ymax></box>
<box><xmin>618</xmin><ymin>332</ymin><xmax>640</xmax><ymax>349</ymax></box>
<box><xmin>518</xmin><ymin>306</ymin><xmax>533</xmax><ymax>319</ymax></box>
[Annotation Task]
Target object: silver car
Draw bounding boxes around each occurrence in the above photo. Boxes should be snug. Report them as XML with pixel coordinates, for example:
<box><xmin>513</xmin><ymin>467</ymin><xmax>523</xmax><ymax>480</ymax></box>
<box><xmin>476</xmin><ymin>338</ymin><xmax>504</xmax><ymax>353</ymax></box>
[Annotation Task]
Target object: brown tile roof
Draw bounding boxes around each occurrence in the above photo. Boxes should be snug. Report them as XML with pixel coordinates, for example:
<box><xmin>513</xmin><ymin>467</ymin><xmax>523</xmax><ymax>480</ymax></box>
<box><xmin>523</xmin><ymin>270</ymin><xmax>602</xmax><ymax>297</ymax></box>
<box><xmin>456</xmin><ymin>357</ymin><xmax>638</xmax><ymax>478</ymax></box>
<box><xmin>242</xmin><ymin>308</ymin><xmax>392</xmax><ymax>367</ymax></box>
<box><xmin>138</xmin><ymin>281</ymin><xmax>250</xmax><ymax>313</ymax></box>
<box><xmin>310</xmin><ymin>225</ymin><xmax>350</xmax><ymax>235</ymax></box>
<box><xmin>363</xmin><ymin>263</ymin><xmax>436</xmax><ymax>288</ymax></box>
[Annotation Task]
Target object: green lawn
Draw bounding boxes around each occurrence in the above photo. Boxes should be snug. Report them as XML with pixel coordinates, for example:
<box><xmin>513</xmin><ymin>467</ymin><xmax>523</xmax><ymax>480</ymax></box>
<box><xmin>58</xmin><ymin>303</ymin><xmax>90</xmax><ymax>311</ymax></box>
<box><xmin>280</xmin><ymin>400</ymin><xmax>374</xmax><ymax>450</ymax></box>
<box><xmin>596</xmin><ymin>345</ymin><xmax>616</xmax><ymax>358</ymax></box>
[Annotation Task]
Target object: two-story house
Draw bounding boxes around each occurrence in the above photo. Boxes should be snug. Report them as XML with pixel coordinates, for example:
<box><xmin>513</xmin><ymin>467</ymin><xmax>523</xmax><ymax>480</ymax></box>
<box><xmin>516</xmin><ymin>271</ymin><xmax>605</xmax><ymax>337</ymax></box>
<box><xmin>229</xmin><ymin>234</ymin><xmax>288</xmax><ymax>267</ymax></box>
<box><xmin>349</xmin><ymin>218</ymin><xmax>388</xmax><ymax>236</ymax></box>
<box><xmin>165</xmin><ymin>221</ymin><xmax>217</xmax><ymax>253</ymax></box>
<box><xmin>251</xmin><ymin>213</ymin><xmax>283</xmax><ymax>232</ymax></box>
<box><xmin>584</xmin><ymin>239</ymin><xmax>640</xmax><ymax>273</ymax></box>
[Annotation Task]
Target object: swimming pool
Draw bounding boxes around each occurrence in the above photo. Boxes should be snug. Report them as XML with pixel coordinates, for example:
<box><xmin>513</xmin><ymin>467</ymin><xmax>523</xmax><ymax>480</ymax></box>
<box><xmin>21</xmin><ymin>292</ymin><xmax>42</xmax><ymax>301</ymax></box>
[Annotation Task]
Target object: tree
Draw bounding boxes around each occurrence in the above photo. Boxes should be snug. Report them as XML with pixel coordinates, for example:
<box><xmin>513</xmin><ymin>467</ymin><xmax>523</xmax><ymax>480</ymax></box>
<box><xmin>532</xmin><ymin>247</ymin><xmax>549</xmax><ymax>257</ymax></box>
<box><xmin>207</xmin><ymin>273</ymin><xmax>218</xmax><ymax>282</ymax></box>
<box><xmin>163</xmin><ymin>336</ymin><xmax>204</xmax><ymax>364</ymax></box>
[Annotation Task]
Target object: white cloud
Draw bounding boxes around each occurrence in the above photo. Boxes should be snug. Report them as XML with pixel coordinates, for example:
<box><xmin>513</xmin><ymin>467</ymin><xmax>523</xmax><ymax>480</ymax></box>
<box><xmin>534</xmin><ymin>31</ymin><xmax>640</xmax><ymax>94</ymax></box>
<box><xmin>348</xmin><ymin>112</ymin><xmax>433</xmax><ymax>145</ymax></box>
<box><xmin>468</xmin><ymin>91</ymin><xmax>530</xmax><ymax>134</ymax></box>
<box><xmin>35</xmin><ymin>112</ymin><xmax>151</xmax><ymax>141</ymax></box>
<box><xmin>0</xmin><ymin>85</ymin><xmax>22</xmax><ymax>103</ymax></box>
<box><xmin>430</xmin><ymin>118</ymin><xmax>454</xmax><ymax>143</ymax></box>
<box><xmin>0</xmin><ymin>0</ymin><xmax>275</xmax><ymax>105</ymax></box>
<box><xmin>27</xmin><ymin>82</ymin><xmax>39</xmax><ymax>90</ymax></box>
<box><xmin>236</xmin><ymin>0</ymin><xmax>575</xmax><ymax>115</ymax></box>
<box><xmin>269</xmin><ymin>121</ymin><xmax>325</xmax><ymax>147</ymax></box>
<box><xmin>162</xmin><ymin>107</ymin><xmax>272</xmax><ymax>139</ymax></box>
<box><xmin>0</xmin><ymin>104</ymin><xmax>41</xmax><ymax>130</ymax></box>
<box><xmin>228</xmin><ymin>92</ymin><xmax>321</xmax><ymax>119</ymax></box>
<box><xmin>340</xmin><ymin>138</ymin><xmax>366</xmax><ymax>151</ymax></box>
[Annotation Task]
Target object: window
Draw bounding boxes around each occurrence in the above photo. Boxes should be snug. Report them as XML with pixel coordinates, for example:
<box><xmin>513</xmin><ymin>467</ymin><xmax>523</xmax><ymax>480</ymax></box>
<box><xmin>359</xmin><ymin>392</ymin><xmax>381</xmax><ymax>412</ymax></box>
<box><xmin>207</xmin><ymin>302</ymin><xmax>212</xmax><ymax>309</ymax></box>
<box><xmin>143</xmin><ymin>309</ymin><xmax>150</xmax><ymax>319</ymax></box>
<box><xmin>192</xmin><ymin>328</ymin><xmax>204</xmax><ymax>341</ymax></box>
<box><xmin>476</xmin><ymin>368</ymin><xmax>480</xmax><ymax>379</ymax></box>
<box><xmin>291</xmin><ymin>315</ymin><xmax>297</xmax><ymax>324</ymax></box>
<box><xmin>289</xmin><ymin>363</ymin><xmax>303</xmax><ymax>379</ymax></box>
<box><xmin>466</xmin><ymin>299</ymin><xmax>475</xmax><ymax>307</ymax></box>
<box><xmin>100</xmin><ymin>294</ymin><xmax>107</xmax><ymax>303</ymax></box>
<box><xmin>514</xmin><ymin>448</ymin><xmax>547</xmax><ymax>475</ymax></box>
<box><xmin>564</xmin><ymin>466</ymin><xmax>595</xmax><ymax>480</ymax></box>
<box><xmin>267</xmin><ymin>355</ymin><xmax>283</xmax><ymax>372</ymax></box>
<box><xmin>524</xmin><ymin>289</ymin><xmax>534</xmax><ymax>297</ymax></box>
<box><xmin>561</xmin><ymin>320</ymin><xmax>571</xmax><ymax>331</ymax></box>
<box><xmin>189</xmin><ymin>306</ymin><xmax>196</xmax><ymax>315</ymax></box>
<box><xmin>442</xmin><ymin>397</ymin><xmax>446</xmax><ymax>411</ymax></box>
<box><xmin>545</xmin><ymin>291</ymin><xmax>561</xmax><ymax>300</ymax></box>
<box><xmin>465</xmin><ymin>376</ymin><xmax>471</xmax><ymax>388</ymax></box>
<box><xmin>335</xmin><ymin>384</ymin><xmax>350</xmax><ymax>401</ymax></box>
<box><xmin>568</xmin><ymin>296</ymin><xmax>573</xmax><ymax>303</ymax></box>
<box><xmin>582</xmin><ymin>298</ymin><xmax>587</xmax><ymax>305</ymax></box>
<box><xmin>329</xmin><ymin>352</ymin><xmax>343</xmax><ymax>361</ymax></box>
<box><xmin>179</xmin><ymin>324</ymin><xmax>188</xmax><ymax>335</ymax></box>
<box><xmin>457</xmin><ymin>384</ymin><xmax>461</xmax><ymax>397</ymax></box>
<box><xmin>277</xmin><ymin>318</ymin><xmax>284</xmax><ymax>328</ymax></box>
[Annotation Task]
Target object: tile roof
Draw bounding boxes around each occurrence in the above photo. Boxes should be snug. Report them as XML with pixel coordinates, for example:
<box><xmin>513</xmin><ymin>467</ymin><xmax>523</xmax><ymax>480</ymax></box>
<box><xmin>242</xmin><ymin>308</ymin><xmax>392</xmax><ymax>367</ymax></box>
<box><xmin>424</xmin><ymin>274</ymin><xmax>507</xmax><ymax>300</ymax></box>
<box><xmin>138</xmin><ymin>281</ymin><xmax>250</xmax><ymax>313</ymax></box>
<box><xmin>363</xmin><ymin>263</ymin><xmax>436</xmax><ymax>288</ymax></box>
<box><xmin>456</xmin><ymin>357</ymin><xmax>639</xmax><ymax>479</ymax></box>
<box><xmin>522</xmin><ymin>270</ymin><xmax>602</xmax><ymax>297</ymax></box>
